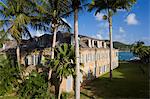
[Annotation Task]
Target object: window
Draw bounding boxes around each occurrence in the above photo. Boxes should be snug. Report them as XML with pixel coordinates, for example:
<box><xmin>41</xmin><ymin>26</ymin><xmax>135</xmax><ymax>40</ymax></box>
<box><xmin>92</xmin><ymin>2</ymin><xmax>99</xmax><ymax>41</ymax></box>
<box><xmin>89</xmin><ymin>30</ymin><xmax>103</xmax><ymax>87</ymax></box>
<box><xmin>35</xmin><ymin>55</ymin><xmax>38</xmax><ymax>65</ymax></box>
<box><xmin>92</xmin><ymin>54</ymin><xmax>94</xmax><ymax>61</ymax></box>
<box><xmin>38</xmin><ymin>54</ymin><xmax>42</xmax><ymax>64</ymax></box>
<box><xmin>90</xmin><ymin>54</ymin><xmax>92</xmax><ymax>61</ymax></box>
<box><xmin>41</xmin><ymin>55</ymin><xmax>45</xmax><ymax>65</ymax></box>
<box><xmin>28</xmin><ymin>56</ymin><xmax>32</xmax><ymax>65</ymax></box>
<box><xmin>95</xmin><ymin>54</ymin><xmax>97</xmax><ymax>60</ymax></box>
<box><xmin>80</xmin><ymin>54</ymin><xmax>84</xmax><ymax>63</ymax></box>
<box><xmin>101</xmin><ymin>66</ymin><xmax>105</xmax><ymax>73</ymax></box>
<box><xmin>97</xmin><ymin>53</ymin><xmax>98</xmax><ymax>60</ymax></box>
<box><xmin>66</xmin><ymin>76</ymin><xmax>73</xmax><ymax>92</ymax></box>
<box><xmin>88</xmin><ymin>54</ymin><xmax>90</xmax><ymax>62</ymax></box>
<box><xmin>86</xmin><ymin>54</ymin><xmax>88</xmax><ymax>62</ymax></box>
<box><xmin>87</xmin><ymin>70</ymin><xmax>91</xmax><ymax>80</ymax></box>
<box><xmin>32</xmin><ymin>55</ymin><xmax>34</xmax><ymax>65</ymax></box>
<box><xmin>104</xmin><ymin>66</ymin><xmax>106</xmax><ymax>72</ymax></box>
<box><xmin>82</xmin><ymin>55</ymin><xmax>84</xmax><ymax>63</ymax></box>
<box><xmin>99</xmin><ymin>67</ymin><xmax>101</xmax><ymax>74</ymax></box>
<box><xmin>24</xmin><ymin>56</ymin><xmax>28</xmax><ymax>66</ymax></box>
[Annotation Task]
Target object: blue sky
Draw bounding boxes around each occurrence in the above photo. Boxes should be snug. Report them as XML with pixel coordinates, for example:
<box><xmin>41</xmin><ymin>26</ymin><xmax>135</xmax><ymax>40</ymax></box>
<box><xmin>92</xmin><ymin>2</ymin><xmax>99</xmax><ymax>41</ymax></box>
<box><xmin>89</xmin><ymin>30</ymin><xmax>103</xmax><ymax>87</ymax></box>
<box><xmin>1</xmin><ymin>0</ymin><xmax>149</xmax><ymax>45</ymax></box>
<box><xmin>62</xmin><ymin>0</ymin><xmax>149</xmax><ymax>45</ymax></box>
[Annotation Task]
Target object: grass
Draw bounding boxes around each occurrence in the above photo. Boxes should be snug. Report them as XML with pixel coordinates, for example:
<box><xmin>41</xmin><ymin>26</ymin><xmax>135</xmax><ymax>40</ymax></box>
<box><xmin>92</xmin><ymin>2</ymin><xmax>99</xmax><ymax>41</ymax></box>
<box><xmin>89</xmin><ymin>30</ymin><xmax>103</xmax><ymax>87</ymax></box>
<box><xmin>81</xmin><ymin>62</ymin><xmax>149</xmax><ymax>99</ymax></box>
<box><xmin>0</xmin><ymin>62</ymin><xmax>149</xmax><ymax>98</ymax></box>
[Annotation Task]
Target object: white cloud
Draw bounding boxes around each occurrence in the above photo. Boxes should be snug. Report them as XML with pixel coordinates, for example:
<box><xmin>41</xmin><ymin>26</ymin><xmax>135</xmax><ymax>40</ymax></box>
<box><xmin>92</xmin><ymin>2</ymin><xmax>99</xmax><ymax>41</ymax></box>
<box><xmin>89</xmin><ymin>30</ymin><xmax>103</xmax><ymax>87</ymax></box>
<box><xmin>96</xmin><ymin>33</ymin><xmax>103</xmax><ymax>39</ymax></box>
<box><xmin>61</xmin><ymin>18</ymin><xmax>72</xmax><ymax>27</ymax></box>
<box><xmin>119</xmin><ymin>27</ymin><xmax>125</xmax><ymax>33</ymax></box>
<box><xmin>95</xmin><ymin>13</ymin><xmax>105</xmax><ymax>21</ymax></box>
<box><xmin>92</xmin><ymin>33</ymin><xmax>103</xmax><ymax>40</ymax></box>
<box><xmin>93</xmin><ymin>21</ymin><xmax>109</xmax><ymax>40</ymax></box>
<box><xmin>113</xmin><ymin>33</ymin><xmax>127</xmax><ymax>43</ymax></box>
<box><xmin>125</xmin><ymin>13</ymin><xmax>139</xmax><ymax>25</ymax></box>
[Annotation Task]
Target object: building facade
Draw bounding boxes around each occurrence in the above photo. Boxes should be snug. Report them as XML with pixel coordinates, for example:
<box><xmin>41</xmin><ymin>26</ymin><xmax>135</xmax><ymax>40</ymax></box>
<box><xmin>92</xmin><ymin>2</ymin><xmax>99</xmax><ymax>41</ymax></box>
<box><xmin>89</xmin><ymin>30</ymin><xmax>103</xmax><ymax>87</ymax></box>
<box><xmin>0</xmin><ymin>32</ymin><xmax>118</xmax><ymax>92</ymax></box>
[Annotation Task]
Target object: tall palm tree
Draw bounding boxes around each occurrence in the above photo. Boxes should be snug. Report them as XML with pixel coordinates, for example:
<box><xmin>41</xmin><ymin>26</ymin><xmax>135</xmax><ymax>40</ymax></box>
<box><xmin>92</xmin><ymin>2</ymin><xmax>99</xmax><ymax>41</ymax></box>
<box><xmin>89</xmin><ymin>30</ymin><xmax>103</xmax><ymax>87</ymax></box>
<box><xmin>0</xmin><ymin>0</ymin><xmax>30</xmax><ymax>78</ymax></box>
<box><xmin>0</xmin><ymin>0</ymin><xmax>47</xmax><ymax>79</ymax></box>
<box><xmin>88</xmin><ymin>0</ymin><xmax>136</xmax><ymax>80</ymax></box>
<box><xmin>68</xmin><ymin>0</ymin><xmax>84</xmax><ymax>98</ymax></box>
<box><xmin>35</xmin><ymin>0</ymin><xmax>71</xmax><ymax>88</ymax></box>
<box><xmin>65</xmin><ymin>0</ymin><xmax>88</xmax><ymax>98</ymax></box>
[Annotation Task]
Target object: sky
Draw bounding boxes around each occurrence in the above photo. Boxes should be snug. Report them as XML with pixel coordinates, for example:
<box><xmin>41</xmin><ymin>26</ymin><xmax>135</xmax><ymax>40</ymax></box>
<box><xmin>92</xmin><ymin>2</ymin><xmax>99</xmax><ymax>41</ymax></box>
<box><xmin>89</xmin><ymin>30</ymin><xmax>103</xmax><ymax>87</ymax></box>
<box><xmin>61</xmin><ymin>0</ymin><xmax>149</xmax><ymax>45</ymax></box>
<box><xmin>1</xmin><ymin>0</ymin><xmax>149</xmax><ymax>45</ymax></box>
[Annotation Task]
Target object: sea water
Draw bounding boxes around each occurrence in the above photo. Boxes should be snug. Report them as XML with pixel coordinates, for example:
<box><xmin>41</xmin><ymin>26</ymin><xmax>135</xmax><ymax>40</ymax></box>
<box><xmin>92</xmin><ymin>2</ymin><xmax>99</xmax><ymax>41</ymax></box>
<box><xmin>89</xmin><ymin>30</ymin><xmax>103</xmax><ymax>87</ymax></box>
<box><xmin>118</xmin><ymin>51</ymin><xmax>135</xmax><ymax>61</ymax></box>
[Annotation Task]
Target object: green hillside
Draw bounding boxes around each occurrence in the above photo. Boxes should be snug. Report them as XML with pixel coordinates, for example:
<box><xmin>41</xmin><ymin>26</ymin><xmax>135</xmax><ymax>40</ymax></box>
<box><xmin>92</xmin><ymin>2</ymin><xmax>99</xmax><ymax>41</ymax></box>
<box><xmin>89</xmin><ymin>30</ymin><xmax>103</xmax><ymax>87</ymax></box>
<box><xmin>113</xmin><ymin>41</ymin><xmax>131</xmax><ymax>51</ymax></box>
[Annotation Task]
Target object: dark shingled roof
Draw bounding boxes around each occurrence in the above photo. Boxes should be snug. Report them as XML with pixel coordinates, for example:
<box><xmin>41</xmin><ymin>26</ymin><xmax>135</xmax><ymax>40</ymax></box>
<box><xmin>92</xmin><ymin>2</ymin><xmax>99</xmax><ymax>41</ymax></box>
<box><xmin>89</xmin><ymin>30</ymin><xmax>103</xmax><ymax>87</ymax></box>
<box><xmin>0</xmin><ymin>31</ymin><xmax>109</xmax><ymax>53</ymax></box>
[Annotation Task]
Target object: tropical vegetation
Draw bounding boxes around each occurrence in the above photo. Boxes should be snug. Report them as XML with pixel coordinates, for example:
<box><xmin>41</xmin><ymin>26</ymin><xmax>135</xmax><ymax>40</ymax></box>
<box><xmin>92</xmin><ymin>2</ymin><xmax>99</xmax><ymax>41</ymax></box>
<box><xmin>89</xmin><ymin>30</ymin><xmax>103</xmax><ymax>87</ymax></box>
<box><xmin>0</xmin><ymin>55</ymin><xmax>20</xmax><ymax>96</ymax></box>
<box><xmin>46</xmin><ymin>43</ymin><xmax>75</xmax><ymax>99</ymax></box>
<box><xmin>131</xmin><ymin>41</ymin><xmax>150</xmax><ymax>63</ymax></box>
<box><xmin>0</xmin><ymin>43</ymin><xmax>75</xmax><ymax>98</ymax></box>
<box><xmin>0</xmin><ymin>0</ymin><xmax>141</xmax><ymax>99</ymax></box>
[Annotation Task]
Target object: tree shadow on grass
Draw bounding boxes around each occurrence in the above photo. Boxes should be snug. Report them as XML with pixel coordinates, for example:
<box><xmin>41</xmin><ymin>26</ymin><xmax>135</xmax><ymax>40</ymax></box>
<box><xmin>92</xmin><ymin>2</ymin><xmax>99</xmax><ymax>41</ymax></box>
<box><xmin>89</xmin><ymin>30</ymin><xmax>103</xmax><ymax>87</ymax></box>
<box><xmin>81</xmin><ymin>63</ymin><xmax>149</xmax><ymax>99</ymax></box>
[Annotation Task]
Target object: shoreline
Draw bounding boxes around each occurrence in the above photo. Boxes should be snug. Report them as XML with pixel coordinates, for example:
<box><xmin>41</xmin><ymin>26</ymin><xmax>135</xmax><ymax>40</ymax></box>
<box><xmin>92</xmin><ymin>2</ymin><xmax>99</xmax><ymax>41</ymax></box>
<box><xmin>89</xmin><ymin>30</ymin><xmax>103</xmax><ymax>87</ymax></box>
<box><xmin>118</xmin><ymin>50</ymin><xmax>131</xmax><ymax>52</ymax></box>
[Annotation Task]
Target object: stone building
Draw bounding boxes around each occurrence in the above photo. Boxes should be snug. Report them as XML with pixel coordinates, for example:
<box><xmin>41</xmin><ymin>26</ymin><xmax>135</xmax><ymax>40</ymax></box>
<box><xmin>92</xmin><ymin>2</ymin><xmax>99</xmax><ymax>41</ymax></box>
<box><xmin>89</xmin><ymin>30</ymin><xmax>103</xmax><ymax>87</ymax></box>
<box><xmin>0</xmin><ymin>32</ymin><xmax>118</xmax><ymax>92</ymax></box>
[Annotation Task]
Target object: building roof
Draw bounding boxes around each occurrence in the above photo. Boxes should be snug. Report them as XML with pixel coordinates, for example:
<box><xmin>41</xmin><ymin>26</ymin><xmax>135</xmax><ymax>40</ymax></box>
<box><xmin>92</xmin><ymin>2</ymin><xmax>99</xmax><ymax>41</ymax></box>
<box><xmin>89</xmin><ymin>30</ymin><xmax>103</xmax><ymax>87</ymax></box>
<box><xmin>0</xmin><ymin>31</ymin><xmax>110</xmax><ymax>53</ymax></box>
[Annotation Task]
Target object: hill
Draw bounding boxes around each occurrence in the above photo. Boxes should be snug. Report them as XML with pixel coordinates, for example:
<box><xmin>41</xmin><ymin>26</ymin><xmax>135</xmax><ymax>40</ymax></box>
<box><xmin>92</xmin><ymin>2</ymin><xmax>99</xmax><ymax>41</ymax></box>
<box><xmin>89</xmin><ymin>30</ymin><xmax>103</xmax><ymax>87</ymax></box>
<box><xmin>113</xmin><ymin>41</ymin><xmax>131</xmax><ymax>51</ymax></box>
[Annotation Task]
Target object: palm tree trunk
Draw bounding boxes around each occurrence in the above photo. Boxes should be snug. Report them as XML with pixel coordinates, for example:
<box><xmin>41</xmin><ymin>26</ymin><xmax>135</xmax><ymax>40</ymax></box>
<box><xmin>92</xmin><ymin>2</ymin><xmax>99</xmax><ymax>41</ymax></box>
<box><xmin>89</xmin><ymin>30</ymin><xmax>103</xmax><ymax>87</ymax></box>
<box><xmin>74</xmin><ymin>8</ymin><xmax>80</xmax><ymax>99</ymax></box>
<box><xmin>16</xmin><ymin>45</ymin><xmax>20</xmax><ymax>67</ymax></box>
<box><xmin>48</xmin><ymin>25</ymin><xmax>58</xmax><ymax>92</ymax></box>
<box><xmin>58</xmin><ymin>77</ymin><xmax>62</xmax><ymax>99</ymax></box>
<box><xmin>51</xmin><ymin>25</ymin><xmax>57</xmax><ymax>59</ymax></box>
<box><xmin>108</xmin><ymin>15</ymin><xmax>113</xmax><ymax>80</ymax></box>
<box><xmin>16</xmin><ymin>45</ymin><xmax>23</xmax><ymax>79</ymax></box>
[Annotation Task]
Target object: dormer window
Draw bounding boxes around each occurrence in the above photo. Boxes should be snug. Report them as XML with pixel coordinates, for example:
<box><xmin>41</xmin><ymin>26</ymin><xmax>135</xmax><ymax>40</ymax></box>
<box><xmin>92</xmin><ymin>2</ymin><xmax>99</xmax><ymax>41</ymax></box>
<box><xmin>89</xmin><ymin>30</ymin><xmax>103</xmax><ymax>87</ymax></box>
<box><xmin>99</xmin><ymin>41</ymin><xmax>102</xmax><ymax>48</ymax></box>
<box><xmin>97</xmin><ymin>41</ymin><xmax>100</xmax><ymax>48</ymax></box>
<box><xmin>88</xmin><ymin>39</ymin><xmax>92</xmax><ymax>48</ymax></box>
<box><xmin>102</xmin><ymin>42</ymin><xmax>107</xmax><ymax>48</ymax></box>
<box><xmin>92</xmin><ymin>40</ymin><xmax>94</xmax><ymax>47</ymax></box>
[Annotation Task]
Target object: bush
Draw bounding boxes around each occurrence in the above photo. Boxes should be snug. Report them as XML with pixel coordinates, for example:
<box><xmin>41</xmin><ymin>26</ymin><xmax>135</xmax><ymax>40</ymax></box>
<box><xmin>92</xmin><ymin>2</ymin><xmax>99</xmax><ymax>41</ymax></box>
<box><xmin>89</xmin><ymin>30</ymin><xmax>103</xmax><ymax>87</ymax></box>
<box><xmin>18</xmin><ymin>71</ymin><xmax>52</xmax><ymax>98</ymax></box>
<box><xmin>0</xmin><ymin>55</ymin><xmax>20</xmax><ymax>96</ymax></box>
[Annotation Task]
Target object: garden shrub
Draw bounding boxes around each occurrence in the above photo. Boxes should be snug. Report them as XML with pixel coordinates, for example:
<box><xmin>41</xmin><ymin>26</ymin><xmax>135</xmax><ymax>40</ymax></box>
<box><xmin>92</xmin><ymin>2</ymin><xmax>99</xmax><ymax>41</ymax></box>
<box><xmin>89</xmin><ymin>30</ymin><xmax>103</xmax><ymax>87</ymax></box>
<box><xmin>0</xmin><ymin>55</ymin><xmax>20</xmax><ymax>96</ymax></box>
<box><xmin>18</xmin><ymin>71</ymin><xmax>52</xmax><ymax>98</ymax></box>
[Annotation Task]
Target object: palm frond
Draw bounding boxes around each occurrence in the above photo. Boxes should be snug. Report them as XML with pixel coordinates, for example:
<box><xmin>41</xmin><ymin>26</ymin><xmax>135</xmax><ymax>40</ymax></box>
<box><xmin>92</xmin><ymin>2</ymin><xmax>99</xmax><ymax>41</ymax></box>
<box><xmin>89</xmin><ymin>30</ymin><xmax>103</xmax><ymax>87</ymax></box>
<box><xmin>0</xmin><ymin>1</ymin><xmax>7</xmax><ymax>8</ymax></box>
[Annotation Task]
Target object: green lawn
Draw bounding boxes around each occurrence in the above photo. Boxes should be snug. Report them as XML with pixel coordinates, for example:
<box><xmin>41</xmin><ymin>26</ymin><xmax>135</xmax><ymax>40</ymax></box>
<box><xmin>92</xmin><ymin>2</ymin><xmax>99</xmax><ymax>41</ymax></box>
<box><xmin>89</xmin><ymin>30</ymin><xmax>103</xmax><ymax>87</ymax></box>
<box><xmin>0</xmin><ymin>62</ymin><xmax>149</xmax><ymax>99</ymax></box>
<box><xmin>81</xmin><ymin>62</ymin><xmax>149</xmax><ymax>99</ymax></box>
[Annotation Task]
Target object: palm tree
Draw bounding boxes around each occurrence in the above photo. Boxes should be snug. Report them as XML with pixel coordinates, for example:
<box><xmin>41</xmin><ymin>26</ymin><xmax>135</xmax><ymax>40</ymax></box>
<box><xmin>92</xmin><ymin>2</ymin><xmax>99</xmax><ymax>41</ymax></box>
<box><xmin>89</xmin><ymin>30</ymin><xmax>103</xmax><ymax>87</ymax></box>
<box><xmin>69</xmin><ymin>0</ymin><xmax>87</xmax><ymax>98</ymax></box>
<box><xmin>131</xmin><ymin>41</ymin><xmax>150</xmax><ymax>63</ymax></box>
<box><xmin>88</xmin><ymin>0</ymin><xmax>136</xmax><ymax>80</ymax></box>
<box><xmin>0</xmin><ymin>29</ymin><xmax>8</xmax><ymax>47</ymax></box>
<box><xmin>37</xmin><ymin>0</ymin><xmax>71</xmax><ymax>59</ymax></box>
<box><xmin>35</xmin><ymin>0</ymin><xmax>71</xmax><ymax>91</ymax></box>
<box><xmin>0</xmin><ymin>0</ymin><xmax>30</xmax><ymax>78</ymax></box>
<box><xmin>0</xmin><ymin>0</ymin><xmax>47</xmax><ymax>79</ymax></box>
<box><xmin>35</xmin><ymin>1</ymin><xmax>70</xmax><ymax>54</ymax></box>
<box><xmin>48</xmin><ymin>43</ymin><xmax>75</xmax><ymax>99</ymax></box>
<box><xmin>0</xmin><ymin>1</ymin><xmax>7</xmax><ymax>8</ymax></box>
